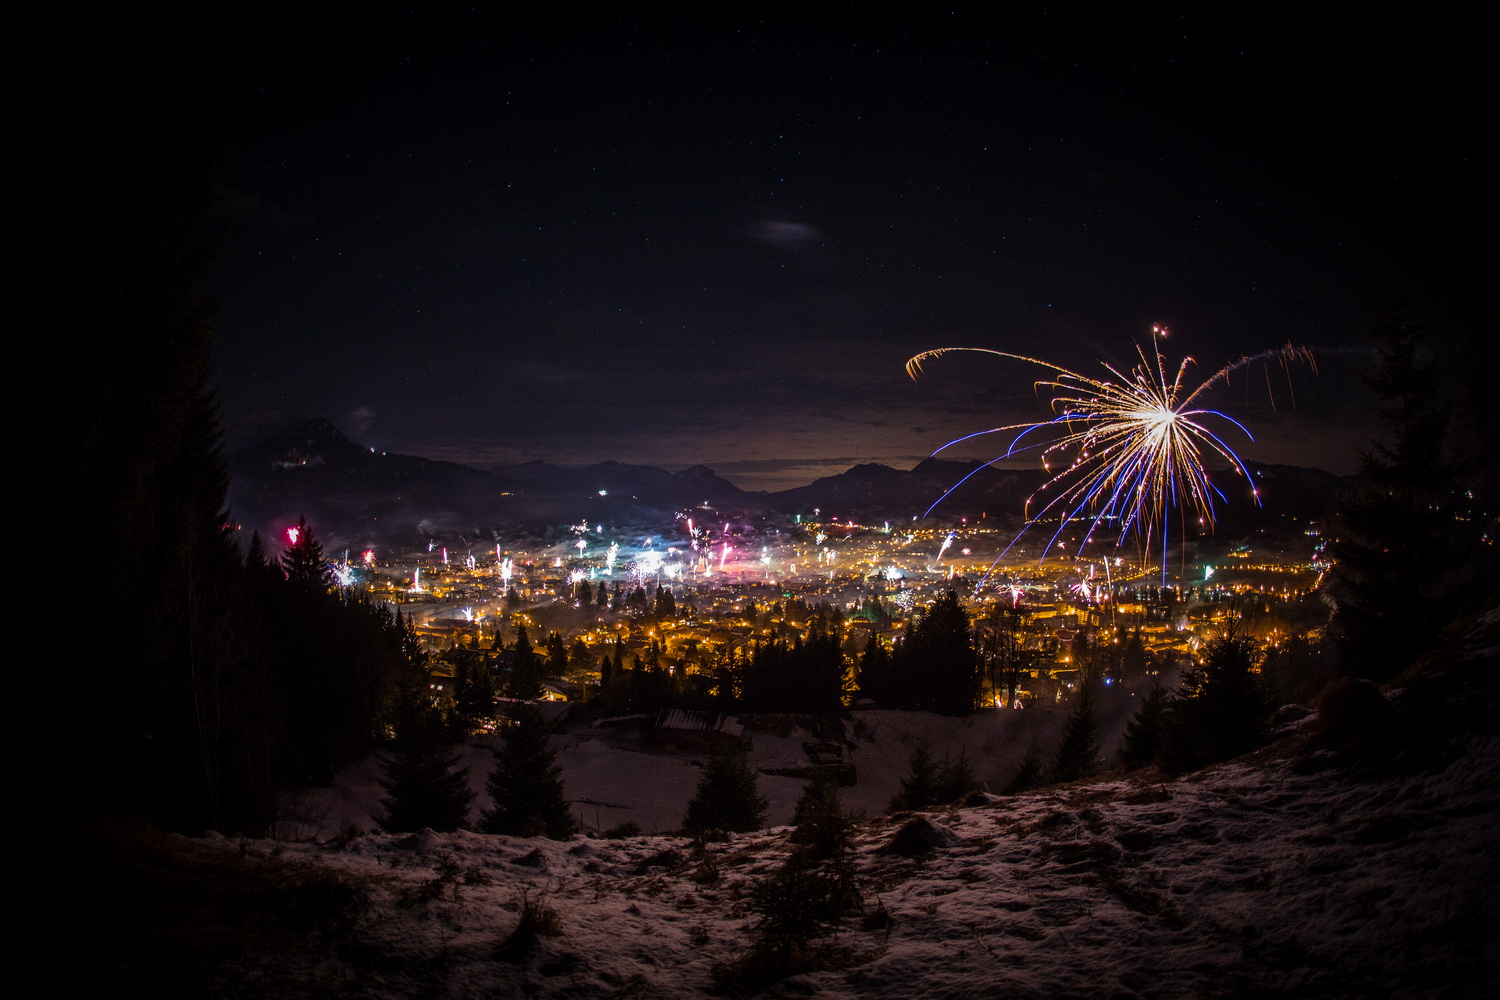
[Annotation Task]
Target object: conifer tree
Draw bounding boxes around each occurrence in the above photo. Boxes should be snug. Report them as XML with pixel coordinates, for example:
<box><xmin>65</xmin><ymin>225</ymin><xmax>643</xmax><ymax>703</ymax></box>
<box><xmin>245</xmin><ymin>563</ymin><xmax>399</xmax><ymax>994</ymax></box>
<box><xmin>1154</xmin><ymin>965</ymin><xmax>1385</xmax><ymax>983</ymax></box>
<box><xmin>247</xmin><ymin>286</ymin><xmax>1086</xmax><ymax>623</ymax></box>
<box><xmin>279</xmin><ymin>515</ymin><xmax>331</xmax><ymax>591</ymax></box>
<box><xmin>544</xmin><ymin>631</ymin><xmax>568</xmax><ymax>676</ymax></box>
<box><xmin>1119</xmin><ymin>628</ymin><xmax>1150</xmax><ymax>680</ymax></box>
<box><xmin>888</xmin><ymin>739</ymin><xmax>940</xmax><ymax>812</ymax></box>
<box><xmin>683</xmin><ymin>746</ymin><xmax>768</xmax><ymax>834</ymax></box>
<box><xmin>1118</xmin><ymin>682</ymin><xmax>1171</xmax><ymax>769</ymax></box>
<box><xmin>454</xmin><ymin>652</ymin><xmax>497</xmax><ymax>724</ymax></box>
<box><xmin>896</xmin><ymin>591</ymin><xmax>979</xmax><ymax>714</ymax></box>
<box><xmin>935</xmin><ymin>751</ymin><xmax>978</xmax><ymax>802</ymax></box>
<box><xmin>792</xmin><ymin>770</ymin><xmax>843</xmax><ymax>827</ymax></box>
<box><xmin>482</xmin><ymin>703</ymin><xmax>576</xmax><ymax>838</ymax></box>
<box><xmin>977</xmin><ymin>607</ymin><xmax>1026</xmax><ymax>708</ymax></box>
<box><xmin>712</xmin><ymin>646</ymin><xmax>741</xmax><ymax>711</ymax></box>
<box><xmin>62</xmin><ymin>41</ymin><xmax>274</xmax><ymax>836</ymax></box>
<box><xmin>889</xmin><ymin>739</ymin><xmax>976</xmax><ymax>810</ymax></box>
<box><xmin>856</xmin><ymin>633</ymin><xmax>895</xmax><ymax>704</ymax></box>
<box><xmin>789</xmin><ymin>770</ymin><xmax>862</xmax><ymax>859</ymax></box>
<box><xmin>1006</xmin><ymin>742</ymin><xmax>1045</xmax><ymax>793</ymax></box>
<box><xmin>1325</xmin><ymin>308</ymin><xmax>1471</xmax><ymax>679</ymax></box>
<box><xmin>380</xmin><ymin>709</ymin><xmax>473</xmax><ymax>833</ymax></box>
<box><xmin>566</xmin><ymin>638</ymin><xmax>595</xmax><ymax>694</ymax></box>
<box><xmin>509</xmin><ymin>623</ymin><xmax>543</xmax><ymax>699</ymax></box>
<box><xmin>1051</xmin><ymin>687</ymin><xmax>1102</xmax><ymax>783</ymax></box>
<box><xmin>387</xmin><ymin>608</ymin><xmax>432</xmax><ymax>735</ymax></box>
<box><xmin>244</xmin><ymin>530</ymin><xmax>268</xmax><ymax>572</ymax></box>
<box><xmin>1160</xmin><ymin>632</ymin><xmax>1267</xmax><ymax>773</ymax></box>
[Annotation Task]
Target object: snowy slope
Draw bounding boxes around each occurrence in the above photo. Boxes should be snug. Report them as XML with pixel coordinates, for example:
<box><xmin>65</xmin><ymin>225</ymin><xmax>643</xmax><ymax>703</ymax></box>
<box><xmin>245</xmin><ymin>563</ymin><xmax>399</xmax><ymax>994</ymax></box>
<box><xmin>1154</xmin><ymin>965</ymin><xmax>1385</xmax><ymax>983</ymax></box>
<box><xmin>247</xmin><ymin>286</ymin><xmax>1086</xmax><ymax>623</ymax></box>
<box><xmin>281</xmin><ymin>703</ymin><xmax>1104</xmax><ymax>839</ymax></box>
<box><xmin>209</xmin><ymin>649</ymin><xmax>1498</xmax><ymax>999</ymax></box>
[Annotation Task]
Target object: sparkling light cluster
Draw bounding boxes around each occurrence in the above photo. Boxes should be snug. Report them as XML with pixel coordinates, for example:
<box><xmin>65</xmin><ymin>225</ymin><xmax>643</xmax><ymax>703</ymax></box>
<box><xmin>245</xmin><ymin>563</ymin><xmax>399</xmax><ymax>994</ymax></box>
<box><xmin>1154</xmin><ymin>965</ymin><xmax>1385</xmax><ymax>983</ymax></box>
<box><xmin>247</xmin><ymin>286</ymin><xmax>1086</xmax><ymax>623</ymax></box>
<box><xmin>908</xmin><ymin>328</ymin><xmax>1313</xmax><ymax>573</ymax></box>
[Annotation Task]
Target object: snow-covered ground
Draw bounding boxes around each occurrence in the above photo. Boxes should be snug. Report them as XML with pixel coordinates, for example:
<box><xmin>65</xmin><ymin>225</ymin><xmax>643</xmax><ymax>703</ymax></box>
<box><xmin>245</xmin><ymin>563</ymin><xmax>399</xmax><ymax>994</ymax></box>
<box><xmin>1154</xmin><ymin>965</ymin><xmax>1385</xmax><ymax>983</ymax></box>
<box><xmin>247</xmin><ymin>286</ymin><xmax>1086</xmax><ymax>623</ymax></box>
<box><xmin>282</xmin><ymin>700</ymin><xmax>1138</xmax><ymax>839</ymax></box>
<box><xmin>225</xmin><ymin>660</ymin><xmax>1497</xmax><ymax>999</ymax></box>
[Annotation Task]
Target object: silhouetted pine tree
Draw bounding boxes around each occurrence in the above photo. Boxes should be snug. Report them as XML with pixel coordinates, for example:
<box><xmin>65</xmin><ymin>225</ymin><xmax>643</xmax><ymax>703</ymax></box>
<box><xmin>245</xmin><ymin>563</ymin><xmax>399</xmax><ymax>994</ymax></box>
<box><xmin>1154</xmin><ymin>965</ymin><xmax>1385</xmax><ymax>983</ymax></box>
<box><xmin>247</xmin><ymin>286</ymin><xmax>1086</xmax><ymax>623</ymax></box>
<box><xmin>280</xmin><ymin>515</ymin><xmax>331</xmax><ymax>591</ymax></box>
<box><xmin>790</xmin><ymin>771</ymin><xmax>860</xmax><ymax>860</ymax></box>
<box><xmin>792</xmin><ymin>771</ymin><xmax>842</xmax><ymax>827</ymax></box>
<box><xmin>1006</xmin><ymin>742</ymin><xmax>1045</xmax><ymax>793</ymax></box>
<box><xmin>1051</xmin><ymin>687</ymin><xmax>1102</xmax><ymax>783</ymax></box>
<box><xmin>483</xmin><ymin>703</ymin><xmax>576</xmax><ymax>839</ymax></box>
<box><xmin>1160</xmin><ymin>632</ymin><xmax>1267</xmax><ymax>774</ymax></box>
<box><xmin>454</xmin><ymin>651</ymin><xmax>498</xmax><ymax>724</ymax></box>
<box><xmin>888</xmin><ymin>740</ymin><xmax>940</xmax><ymax>811</ymax></box>
<box><xmin>895</xmin><ymin>592</ymin><xmax>979</xmax><ymax>714</ymax></box>
<box><xmin>380</xmin><ymin>710</ymin><xmax>473</xmax><ymax>833</ymax></box>
<box><xmin>935</xmin><ymin>751</ymin><xmax>978</xmax><ymax>802</ymax></box>
<box><xmin>1325</xmin><ymin>307</ymin><xmax>1471</xmax><ymax>679</ymax></box>
<box><xmin>60</xmin><ymin>30</ymin><xmax>259</xmax><ymax>837</ymax></box>
<box><xmin>856</xmin><ymin>633</ymin><xmax>895</xmax><ymax>704</ymax></box>
<box><xmin>156</xmin><ymin>388</ymin><xmax>275</xmax><ymax>834</ymax></box>
<box><xmin>544</xmin><ymin>631</ymin><xmax>568</xmax><ymax>676</ymax></box>
<box><xmin>1119</xmin><ymin>682</ymin><xmax>1171</xmax><ymax>769</ymax></box>
<box><xmin>889</xmin><ymin>739</ymin><xmax>979</xmax><ymax>811</ymax></box>
<box><xmin>565</xmin><ymin>638</ymin><xmax>595</xmax><ymax>694</ymax></box>
<box><xmin>744</xmin><ymin>851</ymin><xmax>854</xmax><ymax>972</ymax></box>
<box><xmin>683</xmin><ymin>746</ymin><xmax>768</xmax><ymax>834</ymax></box>
<box><xmin>508</xmin><ymin>624</ymin><xmax>543</xmax><ymax>700</ymax></box>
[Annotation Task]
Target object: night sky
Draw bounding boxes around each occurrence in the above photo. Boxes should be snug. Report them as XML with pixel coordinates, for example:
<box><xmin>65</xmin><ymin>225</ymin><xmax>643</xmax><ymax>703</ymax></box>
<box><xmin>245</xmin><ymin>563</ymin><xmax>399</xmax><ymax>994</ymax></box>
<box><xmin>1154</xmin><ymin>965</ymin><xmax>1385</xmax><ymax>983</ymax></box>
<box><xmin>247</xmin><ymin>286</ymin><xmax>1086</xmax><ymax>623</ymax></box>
<box><xmin>210</xmin><ymin>9</ymin><xmax>1489</xmax><ymax>490</ymax></box>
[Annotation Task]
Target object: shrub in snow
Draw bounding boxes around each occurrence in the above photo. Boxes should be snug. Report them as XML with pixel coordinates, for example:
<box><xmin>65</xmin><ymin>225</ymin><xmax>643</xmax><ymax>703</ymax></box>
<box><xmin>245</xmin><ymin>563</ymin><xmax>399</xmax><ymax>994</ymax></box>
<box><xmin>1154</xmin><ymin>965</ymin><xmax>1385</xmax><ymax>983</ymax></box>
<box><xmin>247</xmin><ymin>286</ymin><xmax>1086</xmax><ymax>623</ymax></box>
<box><xmin>495</xmin><ymin>889</ymin><xmax>562</xmax><ymax>962</ymax></box>
<box><xmin>717</xmin><ymin>848</ymin><xmax>863</xmax><ymax>987</ymax></box>
<box><xmin>880</xmin><ymin>815</ymin><xmax>963</xmax><ymax>855</ymax></box>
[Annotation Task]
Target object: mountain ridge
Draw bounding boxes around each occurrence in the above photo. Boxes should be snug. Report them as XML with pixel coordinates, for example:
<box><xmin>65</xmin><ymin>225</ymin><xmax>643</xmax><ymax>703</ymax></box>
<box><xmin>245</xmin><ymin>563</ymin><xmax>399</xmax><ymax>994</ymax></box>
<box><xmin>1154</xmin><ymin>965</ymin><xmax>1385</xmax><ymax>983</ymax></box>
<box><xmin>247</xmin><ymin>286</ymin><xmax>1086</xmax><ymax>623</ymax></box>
<box><xmin>228</xmin><ymin>418</ymin><xmax>1347</xmax><ymax>549</ymax></box>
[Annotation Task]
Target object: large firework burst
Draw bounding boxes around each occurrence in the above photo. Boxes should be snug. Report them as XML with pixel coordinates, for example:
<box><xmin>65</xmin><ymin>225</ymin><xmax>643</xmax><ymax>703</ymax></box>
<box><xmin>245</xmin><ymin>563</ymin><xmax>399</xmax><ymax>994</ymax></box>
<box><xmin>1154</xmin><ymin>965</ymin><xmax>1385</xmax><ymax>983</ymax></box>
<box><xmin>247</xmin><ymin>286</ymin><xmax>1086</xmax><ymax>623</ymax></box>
<box><xmin>907</xmin><ymin>326</ymin><xmax>1313</xmax><ymax>574</ymax></box>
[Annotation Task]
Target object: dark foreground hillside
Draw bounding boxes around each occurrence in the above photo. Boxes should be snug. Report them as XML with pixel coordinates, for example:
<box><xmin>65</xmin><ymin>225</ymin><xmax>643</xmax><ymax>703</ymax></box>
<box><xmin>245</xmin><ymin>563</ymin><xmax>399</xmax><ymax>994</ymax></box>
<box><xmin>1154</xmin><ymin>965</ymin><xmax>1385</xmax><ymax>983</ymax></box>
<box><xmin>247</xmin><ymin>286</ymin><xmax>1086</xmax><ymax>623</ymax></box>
<box><xmin>63</xmin><ymin>608</ymin><xmax>1498</xmax><ymax>999</ymax></box>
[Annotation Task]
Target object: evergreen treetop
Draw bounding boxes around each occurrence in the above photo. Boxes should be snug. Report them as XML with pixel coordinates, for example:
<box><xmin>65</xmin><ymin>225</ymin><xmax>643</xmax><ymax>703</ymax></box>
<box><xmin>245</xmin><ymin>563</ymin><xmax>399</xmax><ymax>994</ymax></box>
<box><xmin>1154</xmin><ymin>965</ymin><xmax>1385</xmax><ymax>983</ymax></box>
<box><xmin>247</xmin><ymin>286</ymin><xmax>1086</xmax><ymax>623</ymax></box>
<box><xmin>482</xmin><ymin>703</ymin><xmax>575</xmax><ymax>839</ymax></box>
<box><xmin>1160</xmin><ymin>631</ymin><xmax>1267</xmax><ymax>774</ymax></box>
<box><xmin>1051</xmin><ymin>686</ymin><xmax>1102</xmax><ymax>784</ymax></box>
<box><xmin>1325</xmin><ymin>307</ymin><xmax>1475</xmax><ymax>679</ymax></box>
<box><xmin>1006</xmin><ymin>741</ymin><xmax>1045</xmax><ymax>794</ymax></box>
<box><xmin>1118</xmin><ymin>682</ymin><xmax>1171</xmax><ymax>770</ymax></box>
<box><xmin>380</xmin><ymin>712</ymin><xmax>473</xmax><ymax>834</ymax></box>
<box><xmin>683</xmin><ymin>746</ymin><xmax>768</xmax><ymax>835</ymax></box>
<box><xmin>888</xmin><ymin>739</ymin><xmax>938</xmax><ymax>812</ymax></box>
<box><xmin>897</xmin><ymin>591</ymin><xmax>979</xmax><ymax>715</ymax></box>
<box><xmin>280</xmin><ymin>515</ymin><xmax>331</xmax><ymax>591</ymax></box>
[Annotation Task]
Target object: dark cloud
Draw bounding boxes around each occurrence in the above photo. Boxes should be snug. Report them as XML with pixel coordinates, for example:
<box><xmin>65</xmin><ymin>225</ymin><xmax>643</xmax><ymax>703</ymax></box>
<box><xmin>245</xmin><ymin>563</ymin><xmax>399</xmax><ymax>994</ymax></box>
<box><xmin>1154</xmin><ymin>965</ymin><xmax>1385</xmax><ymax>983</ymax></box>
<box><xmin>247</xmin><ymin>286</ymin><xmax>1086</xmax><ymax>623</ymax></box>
<box><xmin>753</xmin><ymin>221</ymin><xmax>822</xmax><ymax>247</ymax></box>
<box><xmin>346</xmin><ymin>406</ymin><xmax>376</xmax><ymax>432</ymax></box>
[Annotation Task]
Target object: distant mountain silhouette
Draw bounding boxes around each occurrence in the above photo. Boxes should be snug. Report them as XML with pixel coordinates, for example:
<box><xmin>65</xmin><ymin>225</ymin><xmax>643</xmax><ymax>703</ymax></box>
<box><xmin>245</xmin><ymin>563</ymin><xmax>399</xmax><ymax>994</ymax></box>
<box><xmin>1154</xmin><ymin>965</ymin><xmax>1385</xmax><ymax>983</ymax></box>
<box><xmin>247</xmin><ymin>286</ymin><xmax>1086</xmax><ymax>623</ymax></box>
<box><xmin>228</xmin><ymin>418</ymin><xmax>1346</xmax><ymax>550</ymax></box>
<box><xmin>771</xmin><ymin>459</ymin><xmax>1047</xmax><ymax>519</ymax></box>
<box><xmin>229</xmin><ymin>418</ymin><xmax>521</xmax><ymax>549</ymax></box>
